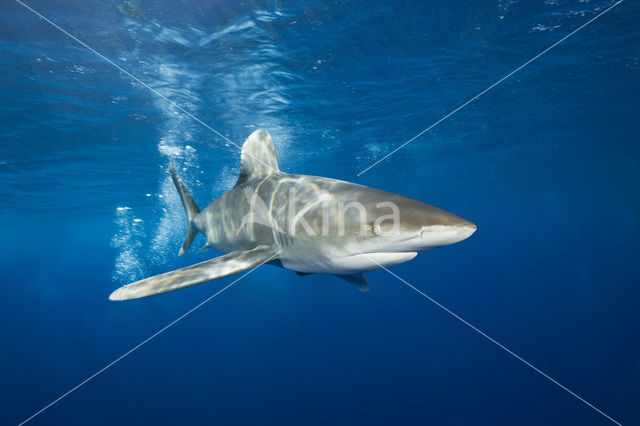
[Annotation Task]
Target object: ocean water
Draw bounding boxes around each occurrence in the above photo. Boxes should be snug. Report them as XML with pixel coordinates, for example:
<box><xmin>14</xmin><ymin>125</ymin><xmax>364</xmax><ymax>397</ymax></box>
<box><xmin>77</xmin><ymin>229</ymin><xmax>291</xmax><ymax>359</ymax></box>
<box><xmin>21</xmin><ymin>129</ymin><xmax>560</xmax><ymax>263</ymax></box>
<box><xmin>1</xmin><ymin>0</ymin><xmax>639</xmax><ymax>424</ymax></box>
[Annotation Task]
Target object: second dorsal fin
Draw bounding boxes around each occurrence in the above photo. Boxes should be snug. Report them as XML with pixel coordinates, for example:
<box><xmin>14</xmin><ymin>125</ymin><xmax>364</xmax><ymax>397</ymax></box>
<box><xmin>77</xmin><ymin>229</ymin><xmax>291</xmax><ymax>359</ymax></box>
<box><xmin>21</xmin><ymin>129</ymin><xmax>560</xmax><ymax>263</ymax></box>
<box><xmin>236</xmin><ymin>129</ymin><xmax>280</xmax><ymax>186</ymax></box>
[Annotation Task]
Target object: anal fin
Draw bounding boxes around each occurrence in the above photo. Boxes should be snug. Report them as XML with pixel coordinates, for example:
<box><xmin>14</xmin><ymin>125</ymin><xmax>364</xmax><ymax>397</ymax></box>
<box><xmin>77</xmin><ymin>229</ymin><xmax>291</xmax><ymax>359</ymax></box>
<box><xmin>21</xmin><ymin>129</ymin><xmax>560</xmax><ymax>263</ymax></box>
<box><xmin>335</xmin><ymin>272</ymin><xmax>370</xmax><ymax>292</ymax></box>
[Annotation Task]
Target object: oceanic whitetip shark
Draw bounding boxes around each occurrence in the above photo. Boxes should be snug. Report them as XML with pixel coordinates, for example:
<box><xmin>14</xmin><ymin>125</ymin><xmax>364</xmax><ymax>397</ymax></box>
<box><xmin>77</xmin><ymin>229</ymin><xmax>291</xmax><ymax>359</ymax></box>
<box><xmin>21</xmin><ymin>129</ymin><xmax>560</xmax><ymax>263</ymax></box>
<box><xmin>109</xmin><ymin>129</ymin><xmax>476</xmax><ymax>300</ymax></box>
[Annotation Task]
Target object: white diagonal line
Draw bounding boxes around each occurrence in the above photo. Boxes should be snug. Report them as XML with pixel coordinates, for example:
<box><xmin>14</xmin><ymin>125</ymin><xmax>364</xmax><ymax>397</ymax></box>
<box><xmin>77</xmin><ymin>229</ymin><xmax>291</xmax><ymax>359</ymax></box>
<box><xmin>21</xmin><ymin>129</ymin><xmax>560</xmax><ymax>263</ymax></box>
<box><xmin>17</xmin><ymin>251</ymin><xmax>279</xmax><ymax>426</ymax></box>
<box><xmin>360</xmin><ymin>253</ymin><xmax>622</xmax><ymax>425</ymax></box>
<box><xmin>357</xmin><ymin>0</ymin><xmax>623</xmax><ymax>176</ymax></box>
<box><xmin>15</xmin><ymin>0</ymin><xmax>282</xmax><ymax>176</ymax></box>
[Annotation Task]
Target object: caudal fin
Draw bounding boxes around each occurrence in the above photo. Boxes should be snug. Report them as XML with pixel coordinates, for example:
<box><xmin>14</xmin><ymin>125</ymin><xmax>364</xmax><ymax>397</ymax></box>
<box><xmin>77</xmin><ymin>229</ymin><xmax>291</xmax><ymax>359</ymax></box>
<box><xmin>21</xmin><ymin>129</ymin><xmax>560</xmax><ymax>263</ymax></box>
<box><xmin>169</xmin><ymin>162</ymin><xmax>200</xmax><ymax>256</ymax></box>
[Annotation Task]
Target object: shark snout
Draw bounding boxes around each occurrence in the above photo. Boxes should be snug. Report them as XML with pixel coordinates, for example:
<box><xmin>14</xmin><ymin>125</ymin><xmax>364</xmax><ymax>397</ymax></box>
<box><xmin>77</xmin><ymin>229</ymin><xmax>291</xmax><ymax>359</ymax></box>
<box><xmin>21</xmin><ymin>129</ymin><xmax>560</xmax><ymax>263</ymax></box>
<box><xmin>457</xmin><ymin>222</ymin><xmax>477</xmax><ymax>240</ymax></box>
<box><xmin>420</xmin><ymin>222</ymin><xmax>476</xmax><ymax>247</ymax></box>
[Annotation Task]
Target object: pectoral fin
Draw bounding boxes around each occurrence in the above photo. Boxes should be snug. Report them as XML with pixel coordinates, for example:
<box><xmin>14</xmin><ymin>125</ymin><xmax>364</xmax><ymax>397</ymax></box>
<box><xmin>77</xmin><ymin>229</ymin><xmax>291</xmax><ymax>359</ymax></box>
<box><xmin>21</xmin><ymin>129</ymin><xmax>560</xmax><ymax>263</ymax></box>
<box><xmin>109</xmin><ymin>245</ymin><xmax>278</xmax><ymax>301</ymax></box>
<box><xmin>335</xmin><ymin>272</ymin><xmax>370</xmax><ymax>292</ymax></box>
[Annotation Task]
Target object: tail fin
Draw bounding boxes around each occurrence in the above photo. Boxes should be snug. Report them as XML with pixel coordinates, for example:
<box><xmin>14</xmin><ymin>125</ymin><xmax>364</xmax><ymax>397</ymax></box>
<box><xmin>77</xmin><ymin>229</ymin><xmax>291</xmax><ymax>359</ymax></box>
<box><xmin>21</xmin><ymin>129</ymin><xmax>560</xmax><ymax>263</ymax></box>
<box><xmin>169</xmin><ymin>162</ymin><xmax>200</xmax><ymax>256</ymax></box>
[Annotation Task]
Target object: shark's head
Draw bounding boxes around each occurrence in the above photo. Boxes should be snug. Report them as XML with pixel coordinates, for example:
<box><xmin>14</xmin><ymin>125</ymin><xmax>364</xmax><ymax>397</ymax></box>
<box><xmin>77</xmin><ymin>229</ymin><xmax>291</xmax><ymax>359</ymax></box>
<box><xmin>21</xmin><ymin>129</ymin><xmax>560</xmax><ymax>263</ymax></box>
<box><xmin>337</xmin><ymin>186</ymin><xmax>477</xmax><ymax>255</ymax></box>
<box><xmin>378</xmin><ymin>195</ymin><xmax>476</xmax><ymax>251</ymax></box>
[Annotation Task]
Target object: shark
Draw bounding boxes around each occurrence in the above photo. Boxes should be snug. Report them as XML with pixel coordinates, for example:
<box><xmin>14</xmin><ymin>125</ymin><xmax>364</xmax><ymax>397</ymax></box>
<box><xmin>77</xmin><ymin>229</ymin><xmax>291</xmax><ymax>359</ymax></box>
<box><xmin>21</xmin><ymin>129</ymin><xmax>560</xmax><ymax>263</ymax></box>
<box><xmin>109</xmin><ymin>129</ymin><xmax>476</xmax><ymax>300</ymax></box>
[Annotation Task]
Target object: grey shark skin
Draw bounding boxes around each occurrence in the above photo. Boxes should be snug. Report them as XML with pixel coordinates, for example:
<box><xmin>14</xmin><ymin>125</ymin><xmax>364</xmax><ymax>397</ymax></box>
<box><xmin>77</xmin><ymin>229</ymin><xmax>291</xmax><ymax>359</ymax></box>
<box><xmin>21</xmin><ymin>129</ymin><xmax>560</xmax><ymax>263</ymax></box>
<box><xmin>109</xmin><ymin>130</ymin><xmax>476</xmax><ymax>300</ymax></box>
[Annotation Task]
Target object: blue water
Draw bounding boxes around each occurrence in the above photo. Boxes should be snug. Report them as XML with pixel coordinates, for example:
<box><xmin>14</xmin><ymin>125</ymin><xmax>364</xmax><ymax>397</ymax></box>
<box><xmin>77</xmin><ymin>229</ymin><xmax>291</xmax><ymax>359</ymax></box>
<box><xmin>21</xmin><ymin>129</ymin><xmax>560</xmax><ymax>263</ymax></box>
<box><xmin>1</xmin><ymin>0</ymin><xmax>639</xmax><ymax>424</ymax></box>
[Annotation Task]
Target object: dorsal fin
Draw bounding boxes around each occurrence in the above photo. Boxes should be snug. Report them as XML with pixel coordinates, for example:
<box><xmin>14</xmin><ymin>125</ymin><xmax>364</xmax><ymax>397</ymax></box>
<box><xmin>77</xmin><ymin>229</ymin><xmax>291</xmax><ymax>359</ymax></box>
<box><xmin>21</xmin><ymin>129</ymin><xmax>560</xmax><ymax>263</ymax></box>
<box><xmin>236</xmin><ymin>129</ymin><xmax>280</xmax><ymax>186</ymax></box>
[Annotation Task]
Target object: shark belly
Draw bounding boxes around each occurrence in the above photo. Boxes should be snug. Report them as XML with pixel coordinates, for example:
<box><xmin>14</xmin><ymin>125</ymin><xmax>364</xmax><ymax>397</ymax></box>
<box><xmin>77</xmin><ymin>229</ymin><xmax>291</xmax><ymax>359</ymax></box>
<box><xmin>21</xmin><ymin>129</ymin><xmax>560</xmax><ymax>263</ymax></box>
<box><xmin>279</xmin><ymin>246</ymin><xmax>418</xmax><ymax>275</ymax></box>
